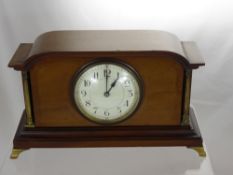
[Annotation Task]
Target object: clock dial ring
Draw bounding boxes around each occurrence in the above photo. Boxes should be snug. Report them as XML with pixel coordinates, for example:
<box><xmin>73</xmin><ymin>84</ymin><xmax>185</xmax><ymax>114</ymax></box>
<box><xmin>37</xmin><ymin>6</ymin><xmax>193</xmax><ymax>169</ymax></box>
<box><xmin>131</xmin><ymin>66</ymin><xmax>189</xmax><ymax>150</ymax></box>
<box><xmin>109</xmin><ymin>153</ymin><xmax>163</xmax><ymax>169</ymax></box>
<box><xmin>71</xmin><ymin>58</ymin><xmax>143</xmax><ymax>125</ymax></box>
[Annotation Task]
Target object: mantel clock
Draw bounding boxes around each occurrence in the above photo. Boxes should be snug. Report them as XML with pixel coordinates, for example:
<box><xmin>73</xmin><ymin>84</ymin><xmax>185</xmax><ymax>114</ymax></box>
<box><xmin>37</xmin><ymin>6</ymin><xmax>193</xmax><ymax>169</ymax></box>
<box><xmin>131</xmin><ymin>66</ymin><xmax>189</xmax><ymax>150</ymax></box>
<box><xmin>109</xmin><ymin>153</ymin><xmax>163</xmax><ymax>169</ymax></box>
<box><xmin>8</xmin><ymin>30</ymin><xmax>206</xmax><ymax>158</ymax></box>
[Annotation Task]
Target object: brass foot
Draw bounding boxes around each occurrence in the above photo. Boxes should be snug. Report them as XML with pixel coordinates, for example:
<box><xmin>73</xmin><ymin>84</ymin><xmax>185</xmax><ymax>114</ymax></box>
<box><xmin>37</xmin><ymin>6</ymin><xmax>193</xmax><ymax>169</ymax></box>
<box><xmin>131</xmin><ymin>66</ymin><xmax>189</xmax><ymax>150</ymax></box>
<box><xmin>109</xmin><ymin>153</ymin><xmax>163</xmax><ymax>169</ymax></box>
<box><xmin>188</xmin><ymin>146</ymin><xmax>206</xmax><ymax>157</ymax></box>
<box><xmin>10</xmin><ymin>149</ymin><xmax>26</xmax><ymax>159</ymax></box>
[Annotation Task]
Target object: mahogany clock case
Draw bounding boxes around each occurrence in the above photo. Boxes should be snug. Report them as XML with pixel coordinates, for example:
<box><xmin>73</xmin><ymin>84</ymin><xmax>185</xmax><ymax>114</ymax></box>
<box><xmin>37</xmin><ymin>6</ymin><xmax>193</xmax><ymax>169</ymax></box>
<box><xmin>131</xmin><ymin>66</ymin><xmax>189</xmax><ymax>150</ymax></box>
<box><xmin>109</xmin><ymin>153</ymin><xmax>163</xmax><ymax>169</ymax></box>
<box><xmin>8</xmin><ymin>30</ymin><xmax>205</xmax><ymax>154</ymax></box>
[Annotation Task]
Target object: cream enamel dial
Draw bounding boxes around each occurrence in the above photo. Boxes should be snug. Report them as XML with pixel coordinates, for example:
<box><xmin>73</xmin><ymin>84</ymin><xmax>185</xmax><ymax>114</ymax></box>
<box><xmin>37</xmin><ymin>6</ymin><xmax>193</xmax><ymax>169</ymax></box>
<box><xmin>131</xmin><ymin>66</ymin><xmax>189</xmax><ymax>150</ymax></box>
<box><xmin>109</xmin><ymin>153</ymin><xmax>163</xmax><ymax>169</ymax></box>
<box><xmin>73</xmin><ymin>61</ymin><xmax>141</xmax><ymax>124</ymax></box>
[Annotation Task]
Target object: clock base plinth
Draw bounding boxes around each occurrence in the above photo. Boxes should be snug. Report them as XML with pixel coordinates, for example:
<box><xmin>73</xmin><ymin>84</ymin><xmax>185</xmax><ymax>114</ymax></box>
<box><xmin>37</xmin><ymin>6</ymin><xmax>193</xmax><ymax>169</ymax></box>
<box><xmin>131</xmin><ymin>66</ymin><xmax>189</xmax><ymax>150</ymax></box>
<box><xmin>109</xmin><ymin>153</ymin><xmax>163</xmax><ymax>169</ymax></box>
<box><xmin>11</xmin><ymin>108</ymin><xmax>204</xmax><ymax>159</ymax></box>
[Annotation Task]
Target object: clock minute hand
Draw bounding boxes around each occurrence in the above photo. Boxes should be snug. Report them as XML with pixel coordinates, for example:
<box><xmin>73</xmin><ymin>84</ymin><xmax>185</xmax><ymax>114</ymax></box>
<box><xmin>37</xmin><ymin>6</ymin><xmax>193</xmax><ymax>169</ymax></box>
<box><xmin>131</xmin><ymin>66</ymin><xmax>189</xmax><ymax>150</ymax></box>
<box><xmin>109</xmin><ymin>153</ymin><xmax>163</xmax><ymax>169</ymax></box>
<box><xmin>104</xmin><ymin>67</ymin><xmax>110</xmax><ymax>97</ymax></box>
<box><xmin>105</xmin><ymin>69</ymin><xmax>108</xmax><ymax>93</ymax></box>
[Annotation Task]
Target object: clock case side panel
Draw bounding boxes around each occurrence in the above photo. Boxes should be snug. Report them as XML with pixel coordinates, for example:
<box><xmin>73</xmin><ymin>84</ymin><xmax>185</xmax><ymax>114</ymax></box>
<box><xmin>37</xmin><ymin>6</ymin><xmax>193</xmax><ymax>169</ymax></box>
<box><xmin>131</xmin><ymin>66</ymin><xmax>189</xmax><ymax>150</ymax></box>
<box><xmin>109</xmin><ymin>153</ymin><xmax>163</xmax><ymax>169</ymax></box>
<box><xmin>181</xmin><ymin>41</ymin><xmax>205</xmax><ymax>126</ymax></box>
<box><xmin>8</xmin><ymin>43</ymin><xmax>36</xmax><ymax>128</ymax></box>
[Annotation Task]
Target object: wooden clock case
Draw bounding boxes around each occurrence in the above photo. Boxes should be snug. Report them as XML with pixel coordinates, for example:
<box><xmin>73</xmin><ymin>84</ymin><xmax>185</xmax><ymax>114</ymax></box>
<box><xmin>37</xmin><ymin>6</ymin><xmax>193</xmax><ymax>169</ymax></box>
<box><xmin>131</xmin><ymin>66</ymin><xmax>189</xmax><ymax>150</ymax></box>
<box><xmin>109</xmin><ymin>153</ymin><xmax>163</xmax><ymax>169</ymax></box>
<box><xmin>8</xmin><ymin>30</ymin><xmax>205</xmax><ymax>158</ymax></box>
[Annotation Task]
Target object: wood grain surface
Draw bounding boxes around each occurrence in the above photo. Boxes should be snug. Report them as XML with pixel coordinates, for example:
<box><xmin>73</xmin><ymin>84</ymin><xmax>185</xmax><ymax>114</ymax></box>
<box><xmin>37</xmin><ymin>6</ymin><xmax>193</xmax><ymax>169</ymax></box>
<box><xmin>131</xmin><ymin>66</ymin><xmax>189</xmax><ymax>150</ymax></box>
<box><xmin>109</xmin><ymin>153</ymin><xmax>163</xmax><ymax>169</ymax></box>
<box><xmin>30</xmin><ymin>52</ymin><xmax>184</xmax><ymax>127</ymax></box>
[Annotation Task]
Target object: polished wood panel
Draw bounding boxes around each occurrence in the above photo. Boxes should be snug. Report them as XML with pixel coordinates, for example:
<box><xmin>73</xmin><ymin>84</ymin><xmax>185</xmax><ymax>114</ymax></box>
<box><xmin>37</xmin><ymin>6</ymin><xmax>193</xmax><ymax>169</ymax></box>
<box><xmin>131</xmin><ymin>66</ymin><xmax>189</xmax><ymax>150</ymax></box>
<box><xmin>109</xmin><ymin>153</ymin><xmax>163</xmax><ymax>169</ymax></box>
<box><xmin>30</xmin><ymin>52</ymin><xmax>184</xmax><ymax>127</ymax></box>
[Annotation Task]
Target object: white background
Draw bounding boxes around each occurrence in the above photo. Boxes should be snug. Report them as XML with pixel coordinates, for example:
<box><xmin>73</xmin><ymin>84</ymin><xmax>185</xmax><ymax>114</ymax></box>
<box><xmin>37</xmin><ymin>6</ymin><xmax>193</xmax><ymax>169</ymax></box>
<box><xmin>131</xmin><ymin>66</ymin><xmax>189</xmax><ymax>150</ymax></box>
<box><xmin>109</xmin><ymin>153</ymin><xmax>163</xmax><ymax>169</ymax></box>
<box><xmin>0</xmin><ymin>0</ymin><xmax>233</xmax><ymax>175</ymax></box>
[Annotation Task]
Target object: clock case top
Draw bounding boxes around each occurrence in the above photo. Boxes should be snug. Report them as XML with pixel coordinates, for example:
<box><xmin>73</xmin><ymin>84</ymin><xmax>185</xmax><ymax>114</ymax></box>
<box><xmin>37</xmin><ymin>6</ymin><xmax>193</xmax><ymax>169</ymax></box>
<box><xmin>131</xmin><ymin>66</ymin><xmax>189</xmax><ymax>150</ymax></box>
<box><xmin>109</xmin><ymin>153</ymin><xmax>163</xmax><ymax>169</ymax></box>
<box><xmin>8</xmin><ymin>30</ymin><xmax>205</xmax><ymax>154</ymax></box>
<box><xmin>9</xmin><ymin>30</ymin><xmax>204</xmax><ymax>70</ymax></box>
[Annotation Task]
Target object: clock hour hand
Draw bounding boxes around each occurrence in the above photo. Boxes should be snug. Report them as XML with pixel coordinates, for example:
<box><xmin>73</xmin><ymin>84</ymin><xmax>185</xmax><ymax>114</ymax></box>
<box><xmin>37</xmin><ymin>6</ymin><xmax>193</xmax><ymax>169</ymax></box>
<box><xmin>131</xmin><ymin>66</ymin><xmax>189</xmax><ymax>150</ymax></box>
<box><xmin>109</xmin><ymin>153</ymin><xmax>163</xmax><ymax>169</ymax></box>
<box><xmin>104</xmin><ymin>76</ymin><xmax>119</xmax><ymax>97</ymax></box>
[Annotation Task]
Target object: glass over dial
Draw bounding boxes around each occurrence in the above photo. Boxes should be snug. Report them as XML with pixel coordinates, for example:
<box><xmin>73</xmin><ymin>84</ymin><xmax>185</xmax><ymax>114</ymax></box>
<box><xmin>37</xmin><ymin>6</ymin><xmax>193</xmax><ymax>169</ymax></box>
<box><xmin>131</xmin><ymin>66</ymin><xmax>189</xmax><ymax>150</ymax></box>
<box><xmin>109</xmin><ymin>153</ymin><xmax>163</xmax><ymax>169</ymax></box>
<box><xmin>73</xmin><ymin>61</ymin><xmax>142</xmax><ymax>124</ymax></box>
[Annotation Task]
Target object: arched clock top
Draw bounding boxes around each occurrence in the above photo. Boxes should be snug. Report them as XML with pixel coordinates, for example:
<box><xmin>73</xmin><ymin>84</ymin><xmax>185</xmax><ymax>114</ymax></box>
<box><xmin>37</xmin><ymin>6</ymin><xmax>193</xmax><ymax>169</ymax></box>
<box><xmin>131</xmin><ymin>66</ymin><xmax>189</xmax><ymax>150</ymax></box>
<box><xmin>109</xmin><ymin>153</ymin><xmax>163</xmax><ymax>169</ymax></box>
<box><xmin>8</xmin><ymin>30</ymin><xmax>205</xmax><ymax>70</ymax></box>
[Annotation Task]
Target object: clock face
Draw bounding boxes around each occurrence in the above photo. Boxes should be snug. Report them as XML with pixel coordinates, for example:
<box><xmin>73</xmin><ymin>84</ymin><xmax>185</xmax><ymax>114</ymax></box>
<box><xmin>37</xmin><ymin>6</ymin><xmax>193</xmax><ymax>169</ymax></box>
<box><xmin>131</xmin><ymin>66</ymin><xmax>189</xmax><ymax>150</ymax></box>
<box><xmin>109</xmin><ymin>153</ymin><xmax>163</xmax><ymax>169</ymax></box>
<box><xmin>73</xmin><ymin>61</ymin><xmax>142</xmax><ymax>124</ymax></box>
